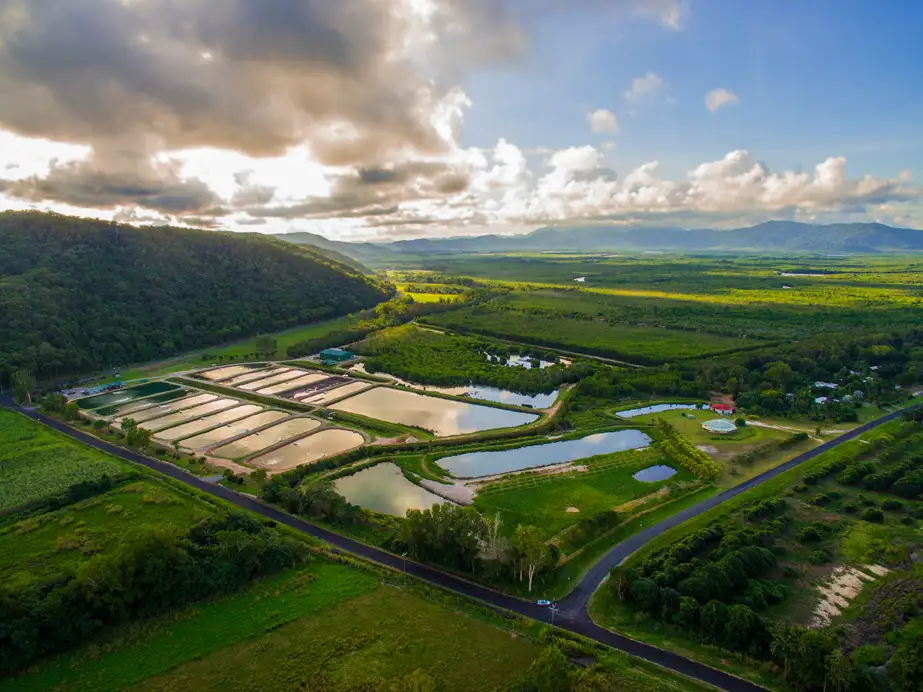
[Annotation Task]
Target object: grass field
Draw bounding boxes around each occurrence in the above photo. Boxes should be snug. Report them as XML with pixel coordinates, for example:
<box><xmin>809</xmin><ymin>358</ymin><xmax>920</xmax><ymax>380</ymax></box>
<box><xmin>474</xmin><ymin>447</ymin><xmax>696</xmax><ymax>540</ymax></box>
<box><xmin>0</xmin><ymin>409</ymin><xmax>128</xmax><ymax>513</ymax></box>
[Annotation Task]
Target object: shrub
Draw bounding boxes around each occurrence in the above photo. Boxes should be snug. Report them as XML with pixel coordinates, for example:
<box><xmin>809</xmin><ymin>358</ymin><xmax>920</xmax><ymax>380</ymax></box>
<box><xmin>808</xmin><ymin>549</ymin><xmax>830</xmax><ymax>565</ymax></box>
<box><xmin>796</xmin><ymin>526</ymin><xmax>822</xmax><ymax>542</ymax></box>
<box><xmin>881</xmin><ymin>498</ymin><xmax>903</xmax><ymax>511</ymax></box>
<box><xmin>843</xmin><ymin>502</ymin><xmax>859</xmax><ymax>514</ymax></box>
<box><xmin>900</xmin><ymin>516</ymin><xmax>914</xmax><ymax>526</ymax></box>
<box><xmin>860</xmin><ymin>508</ymin><xmax>884</xmax><ymax>523</ymax></box>
<box><xmin>809</xmin><ymin>494</ymin><xmax>830</xmax><ymax>506</ymax></box>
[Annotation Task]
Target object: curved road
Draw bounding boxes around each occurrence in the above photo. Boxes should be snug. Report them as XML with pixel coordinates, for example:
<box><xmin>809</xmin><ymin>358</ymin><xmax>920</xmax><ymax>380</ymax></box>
<box><xmin>6</xmin><ymin>402</ymin><xmax>913</xmax><ymax>692</ymax></box>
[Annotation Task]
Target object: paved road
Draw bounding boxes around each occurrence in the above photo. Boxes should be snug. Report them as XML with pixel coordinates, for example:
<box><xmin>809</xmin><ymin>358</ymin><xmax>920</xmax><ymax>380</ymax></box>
<box><xmin>7</xmin><ymin>402</ymin><xmax>913</xmax><ymax>692</ymax></box>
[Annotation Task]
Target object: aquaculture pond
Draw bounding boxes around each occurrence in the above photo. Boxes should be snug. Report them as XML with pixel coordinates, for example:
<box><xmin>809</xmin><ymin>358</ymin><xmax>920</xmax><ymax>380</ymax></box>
<box><xmin>181</xmin><ymin>411</ymin><xmax>289</xmax><ymax>451</ymax></box>
<box><xmin>238</xmin><ymin>369</ymin><xmax>306</xmax><ymax>391</ymax></box>
<box><xmin>438</xmin><ymin>429</ymin><xmax>652</xmax><ymax>478</ymax></box>
<box><xmin>334</xmin><ymin>463</ymin><xmax>448</xmax><ymax>516</ymax></box>
<box><xmin>118</xmin><ymin>393</ymin><xmax>219</xmax><ymax>423</ymax></box>
<box><xmin>200</xmin><ymin>364</ymin><xmax>267</xmax><ymax>381</ymax></box>
<box><xmin>257</xmin><ymin>372</ymin><xmax>327</xmax><ymax>396</ymax></box>
<box><xmin>248</xmin><ymin>429</ymin><xmax>365</xmax><ymax>471</ymax></box>
<box><xmin>139</xmin><ymin>398</ymin><xmax>240</xmax><ymax>431</ymax></box>
<box><xmin>224</xmin><ymin>367</ymin><xmax>289</xmax><ymax>386</ymax></box>
<box><xmin>329</xmin><ymin>387</ymin><xmax>538</xmax><ymax>437</ymax></box>
<box><xmin>212</xmin><ymin>417</ymin><xmax>322</xmax><ymax>459</ymax></box>
<box><xmin>76</xmin><ymin>382</ymin><xmax>180</xmax><ymax>409</ymax></box>
<box><xmin>299</xmin><ymin>380</ymin><xmax>372</xmax><ymax>404</ymax></box>
<box><xmin>633</xmin><ymin>465</ymin><xmax>678</xmax><ymax>482</ymax></box>
<box><xmin>154</xmin><ymin>405</ymin><xmax>263</xmax><ymax>442</ymax></box>
<box><xmin>616</xmin><ymin>403</ymin><xmax>699</xmax><ymax>418</ymax></box>
<box><xmin>93</xmin><ymin>389</ymin><xmax>190</xmax><ymax>417</ymax></box>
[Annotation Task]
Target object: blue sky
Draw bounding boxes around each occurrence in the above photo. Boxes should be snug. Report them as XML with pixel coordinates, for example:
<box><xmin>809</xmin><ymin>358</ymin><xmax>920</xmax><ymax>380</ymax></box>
<box><xmin>462</xmin><ymin>0</ymin><xmax>923</xmax><ymax>179</ymax></box>
<box><xmin>0</xmin><ymin>0</ymin><xmax>920</xmax><ymax>238</ymax></box>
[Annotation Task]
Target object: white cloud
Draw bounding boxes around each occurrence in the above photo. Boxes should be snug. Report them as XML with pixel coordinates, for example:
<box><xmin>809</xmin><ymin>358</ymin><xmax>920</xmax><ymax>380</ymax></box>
<box><xmin>705</xmin><ymin>88</ymin><xmax>740</xmax><ymax>112</ymax></box>
<box><xmin>624</xmin><ymin>72</ymin><xmax>665</xmax><ymax>103</ymax></box>
<box><xmin>899</xmin><ymin>169</ymin><xmax>913</xmax><ymax>182</ymax></box>
<box><xmin>588</xmin><ymin>108</ymin><xmax>619</xmax><ymax>134</ymax></box>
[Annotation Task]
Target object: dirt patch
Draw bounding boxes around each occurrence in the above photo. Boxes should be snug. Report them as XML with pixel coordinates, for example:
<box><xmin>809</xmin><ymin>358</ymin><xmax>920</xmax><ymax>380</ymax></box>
<box><xmin>613</xmin><ymin>486</ymin><xmax>670</xmax><ymax>514</ymax></box>
<box><xmin>809</xmin><ymin>564</ymin><xmax>889</xmax><ymax>627</ymax></box>
<box><xmin>566</xmin><ymin>506</ymin><xmax>580</xmax><ymax>513</ymax></box>
<box><xmin>697</xmin><ymin>445</ymin><xmax>719</xmax><ymax>454</ymax></box>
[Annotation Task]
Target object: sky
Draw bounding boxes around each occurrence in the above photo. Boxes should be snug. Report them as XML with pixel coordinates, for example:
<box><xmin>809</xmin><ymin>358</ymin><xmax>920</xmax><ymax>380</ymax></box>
<box><xmin>0</xmin><ymin>0</ymin><xmax>921</xmax><ymax>241</ymax></box>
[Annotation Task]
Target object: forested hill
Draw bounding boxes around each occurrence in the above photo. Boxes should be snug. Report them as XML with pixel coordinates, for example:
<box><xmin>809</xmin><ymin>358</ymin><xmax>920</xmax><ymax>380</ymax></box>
<box><xmin>0</xmin><ymin>212</ymin><xmax>391</xmax><ymax>381</ymax></box>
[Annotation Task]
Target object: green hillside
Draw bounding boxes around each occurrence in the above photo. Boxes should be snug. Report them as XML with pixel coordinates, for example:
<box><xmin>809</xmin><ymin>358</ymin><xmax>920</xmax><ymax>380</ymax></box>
<box><xmin>0</xmin><ymin>212</ymin><xmax>390</xmax><ymax>381</ymax></box>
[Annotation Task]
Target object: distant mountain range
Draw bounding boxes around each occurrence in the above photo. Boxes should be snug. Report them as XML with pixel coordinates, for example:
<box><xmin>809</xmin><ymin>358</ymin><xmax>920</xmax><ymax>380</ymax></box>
<box><xmin>276</xmin><ymin>221</ymin><xmax>923</xmax><ymax>265</ymax></box>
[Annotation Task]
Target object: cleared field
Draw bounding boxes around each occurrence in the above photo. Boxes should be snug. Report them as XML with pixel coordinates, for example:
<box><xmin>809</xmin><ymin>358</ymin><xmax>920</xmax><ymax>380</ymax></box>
<box><xmin>139</xmin><ymin>398</ymin><xmax>240</xmax><ymax>431</ymax></box>
<box><xmin>248</xmin><ymin>429</ymin><xmax>365</xmax><ymax>471</ymax></box>
<box><xmin>154</xmin><ymin>404</ymin><xmax>263</xmax><ymax>442</ymax></box>
<box><xmin>0</xmin><ymin>410</ymin><xmax>129</xmax><ymax>513</ymax></box>
<box><xmin>212</xmin><ymin>417</ymin><xmax>322</xmax><ymax>459</ymax></box>
<box><xmin>180</xmin><ymin>411</ymin><xmax>289</xmax><ymax>451</ymax></box>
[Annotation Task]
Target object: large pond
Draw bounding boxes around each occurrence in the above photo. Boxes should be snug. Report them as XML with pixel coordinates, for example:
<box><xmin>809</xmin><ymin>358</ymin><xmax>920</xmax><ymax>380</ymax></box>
<box><xmin>438</xmin><ymin>429</ymin><xmax>652</xmax><ymax>478</ymax></box>
<box><xmin>334</xmin><ymin>463</ymin><xmax>448</xmax><ymax>517</ymax></box>
<box><xmin>329</xmin><ymin>387</ymin><xmax>538</xmax><ymax>437</ymax></box>
<box><xmin>616</xmin><ymin>403</ymin><xmax>699</xmax><ymax>418</ymax></box>
<box><xmin>212</xmin><ymin>417</ymin><xmax>322</xmax><ymax>459</ymax></box>
<box><xmin>77</xmin><ymin>382</ymin><xmax>180</xmax><ymax>409</ymax></box>
<box><xmin>95</xmin><ymin>389</ymin><xmax>190</xmax><ymax>417</ymax></box>
<box><xmin>633</xmin><ymin>465</ymin><xmax>678</xmax><ymax>482</ymax></box>
<box><xmin>257</xmin><ymin>373</ymin><xmax>327</xmax><ymax>396</ymax></box>
<box><xmin>123</xmin><ymin>393</ymin><xmax>219</xmax><ymax>423</ymax></box>
<box><xmin>200</xmin><ymin>364</ymin><xmax>267</xmax><ymax>381</ymax></box>
<box><xmin>181</xmin><ymin>411</ymin><xmax>289</xmax><ymax>451</ymax></box>
<box><xmin>140</xmin><ymin>398</ymin><xmax>240</xmax><ymax>431</ymax></box>
<box><xmin>248</xmin><ymin>429</ymin><xmax>365</xmax><ymax>471</ymax></box>
<box><xmin>154</xmin><ymin>405</ymin><xmax>263</xmax><ymax>442</ymax></box>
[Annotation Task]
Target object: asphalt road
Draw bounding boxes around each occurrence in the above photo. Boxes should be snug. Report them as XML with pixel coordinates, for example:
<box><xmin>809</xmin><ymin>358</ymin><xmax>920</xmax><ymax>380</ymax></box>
<box><xmin>7</xmin><ymin>402</ymin><xmax>913</xmax><ymax>692</ymax></box>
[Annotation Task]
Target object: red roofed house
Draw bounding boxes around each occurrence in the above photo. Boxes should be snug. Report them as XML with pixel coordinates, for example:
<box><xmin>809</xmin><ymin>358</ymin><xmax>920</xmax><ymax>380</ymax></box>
<box><xmin>712</xmin><ymin>403</ymin><xmax>736</xmax><ymax>415</ymax></box>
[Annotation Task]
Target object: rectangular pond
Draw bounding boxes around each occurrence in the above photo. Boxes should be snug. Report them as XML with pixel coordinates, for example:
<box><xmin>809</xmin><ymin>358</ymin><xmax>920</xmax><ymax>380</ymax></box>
<box><xmin>212</xmin><ymin>417</ymin><xmax>323</xmax><ymax>459</ymax></box>
<box><xmin>437</xmin><ymin>429</ymin><xmax>652</xmax><ymax>478</ymax></box>
<box><xmin>94</xmin><ymin>389</ymin><xmax>190</xmax><ymax>417</ymax></box>
<box><xmin>180</xmin><ymin>411</ymin><xmax>289</xmax><ymax>451</ymax></box>
<box><xmin>139</xmin><ymin>398</ymin><xmax>240</xmax><ymax>431</ymax></box>
<box><xmin>121</xmin><ymin>393</ymin><xmax>219</xmax><ymax>423</ymax></box>
<box><xmin>329</xmin><ymin>387</ymin><xmax>538</xmax><ymax>437</ymax></box>
<box><xmin>200</xmin><ymin>364</ymin><xmax>267</xmax><ymax>381</ymax></box>
<box><xmin>616</xmin><ymin>403</ymin><xmax>699</xmax><ymax>418</ymax></box>
<box><xmin>154</xmin><ymin>404</ymin><xmax>263</xmax><ymax>442</ymax></box>
<box><xmin>334</xmin><ymin>463</ymin><xmax>449</xmax><ymax>517</ymax></box>
<box><xmin>237</xmin><ymin>369</ymin><xmax>306</xmax><ymax>391</ymax></box>
<box><xmin>248</xmin><ymin>429</ymin><xmax>366</xmax><ymax>471</ymax></box>
<box><xmin>76</xmin><ymin>382</ymin><xmax>180</xmax><ymax>409</ymax></box>
<box><xmin>224</xmin><ymin>367</ymin><xmax>289</xmax><ymax>386</ymax></box>
<box><xmin>299</xmin><ymin>380</ymin><xmax>372</xmax><ymax>404</ymax></box>
<box><xmin>256</xmin><ymin>373</ymin><xmax>328</xmax><ymax>396</ymax></box>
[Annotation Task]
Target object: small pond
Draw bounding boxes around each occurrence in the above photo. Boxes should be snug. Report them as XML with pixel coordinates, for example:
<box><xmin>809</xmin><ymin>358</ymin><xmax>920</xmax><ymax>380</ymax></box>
<box><xmin>257</xmin><ymin>373</ymin><xmax>327</xmax><ymax>396</ymax></box>
<box><xmin>248</xmin><ymin>429</ymin><xmax>365</xmax><ymax>471</ymax></box>
<box><xmin>301</xmin><ymin>380</ymin><xmax>372</xmax><ymax>404</ymax></box>
<box><xmin>224</xmin><ymin>367</ymin><xmax>289</xmax><ymax>386</ymax></box>
<box><xmin>334</xmin><ymin>463</ymin><xmax>448</xmax><ymax>517</ymax></box>
<box><xmin>238</xmin><ymin>369</ymin><xmax>306</xmax><ymax>391</ymax></box>
<box><xmin>329</xmin><ymin>387</ymin><xmax>538</xmax><ymax>437</ymax></box>
<box><xmin>438</xmin><ymin>429</ymin><xmax>652</xmax><ymax>478</ymax></box>
<box><xmin>617</xmin><ymin>403</ymin><xmax>698</xmax><ymax>418</ymax></box>
<box><xmin>633</xmin><ymin>465</ymin><xmax>678</xmax><ymax>482</ymax></box>
<box><xmin>213</xmin><ymin>417</ymin><xmax>322</xmax><ymax>458</ymax></box>
<box><xmin>139</xmin><ymin>398</ymin><xmax>240</xmax><ymax>431</ymax></box>
<box><xmin>76</xmin><ymin>382</ymin><xmax>179</xmax><ymax>409</ymax></box>
<box><xmin>124</xmin><ymin>394</ymin><xmax>220</xmax><ymax>423</ymax></box>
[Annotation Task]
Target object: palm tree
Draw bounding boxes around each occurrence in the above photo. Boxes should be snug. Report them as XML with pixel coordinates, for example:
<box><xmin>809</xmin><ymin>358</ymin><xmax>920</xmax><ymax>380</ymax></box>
<box><xmin>771</xmin><ymin>627</ymin><xmax>800</xmax><ymax>681</ymax></box>
<box><xmin>823</xmin><ymin>649</ymin><xmax>852</xmax><ymax>692</ymax></box>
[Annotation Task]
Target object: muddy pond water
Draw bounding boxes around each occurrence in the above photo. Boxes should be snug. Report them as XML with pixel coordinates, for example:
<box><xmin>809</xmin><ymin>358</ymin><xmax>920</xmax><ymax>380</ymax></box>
<box><xmin>334</xmin><ymin>463</ymin><xmax>448</xmax><ymax>516</ymax></box>
<box><xmin>212</xmin><ymin>417</ymin><xmax>322</xmax><ymax>459</ymax></box>
<box><xmin>139</xmin><ymin>398</ymin><xmax>240</xmax><ymax>431</ymax></box>
<box><xmin>154</xmin><ymin>404</ymin><xmax>263</xmax><ymax>442</ymax></box>
<box><xmin>616</xmin><ymin>403</ymin><xmax>699</xmax><ymax>418</ymax></box>
<box><xmin>437</xmin><ymin>429</ymin><xmax>652</xmax><ymax>478</ymax></box>
<box><xmin>329</xmin><ymin>387</ymin><xmax>538</xmax><ymax>436</ymax></box>
<box><xmin>248</xmin><ymin>429</ymin><xmax>365</xmax><ymax>471</ymax></box>
<box><xmin>77</xmin><ymin>382</ymin><xmax>180</xmax><ymax>409</ymax></box>
<box><xmin>181</xmin><ymin>411</ymin><xmax>289</xmax><ymax>450</ymax></box>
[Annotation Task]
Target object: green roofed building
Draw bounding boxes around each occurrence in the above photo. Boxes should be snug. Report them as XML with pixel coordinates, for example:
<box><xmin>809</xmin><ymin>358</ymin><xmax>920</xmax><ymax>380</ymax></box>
<box><xmin>319</xmin><ymin>347</ymin><xmax>354</xmax><ymax>364</ymax></box>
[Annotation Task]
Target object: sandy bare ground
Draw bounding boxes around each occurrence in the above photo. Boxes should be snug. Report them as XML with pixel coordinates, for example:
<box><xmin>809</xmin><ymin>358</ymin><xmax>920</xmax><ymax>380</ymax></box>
<box><xmin>201</xmin><ymin>455</ymin><xmax>253</xmax><ymax>476</ymax></box>
<box><xmin>613</xmin><ymin>487</ymin><xmax>670</xmax><ymax>514</ymax></box>
<box><xmin>809</xmin><ymin>564</ymin><xmax>889</xmax><ymax>627</ymax></box>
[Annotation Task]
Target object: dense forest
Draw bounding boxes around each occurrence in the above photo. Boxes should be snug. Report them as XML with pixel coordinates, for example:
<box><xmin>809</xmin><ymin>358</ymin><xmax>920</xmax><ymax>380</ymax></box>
<box><xmin>0</xmin><ymin>212</ymin><xmax>390</xmax><ymax>382</ymax></box>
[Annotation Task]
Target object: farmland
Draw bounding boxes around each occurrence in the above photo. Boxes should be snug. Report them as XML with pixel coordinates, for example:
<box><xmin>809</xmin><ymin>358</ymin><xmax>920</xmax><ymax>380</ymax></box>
<box><xmin>590</xmin><ymin>416</ymin><xmax>923</xmax><ymax>691</ymax></box>
<box><xmin>0</xmin><ymin>409</ymin><xmax>129</xmax><ymax>513</ymax></box>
